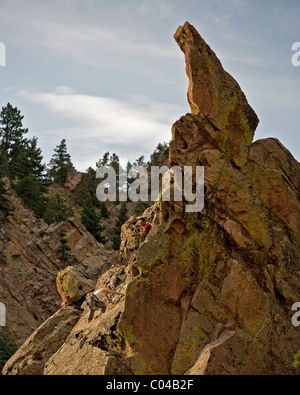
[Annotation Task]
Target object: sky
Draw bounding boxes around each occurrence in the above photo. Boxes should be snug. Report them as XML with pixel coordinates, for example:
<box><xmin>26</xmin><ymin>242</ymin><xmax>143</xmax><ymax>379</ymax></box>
<box><xmin>0</xmin><ymin>0</ymin><xmax>299</xmax><ymax>171</ymax></box>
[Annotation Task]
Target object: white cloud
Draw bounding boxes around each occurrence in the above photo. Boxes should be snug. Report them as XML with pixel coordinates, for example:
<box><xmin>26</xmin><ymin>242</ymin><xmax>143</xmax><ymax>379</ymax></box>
<box><xmin>0</xmin><ymin>0</ymin><xmax>178</xmax><ymax>70</ymax></box>
<box><xmin>18</xmin><ymin>87</ymin><xmax>184</xmax><ymax>170</ymax></box>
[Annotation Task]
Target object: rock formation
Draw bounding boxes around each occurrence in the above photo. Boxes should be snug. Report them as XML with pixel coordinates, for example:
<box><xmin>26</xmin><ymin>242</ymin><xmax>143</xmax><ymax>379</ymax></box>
<box><xmin>2</xmin><ymin>307</ymin><xmax>81</xmax><ymax>375</ymax></box>
<box><xmin>119</xmin><ymin>22</ymin><xmax>300</xmax><ymax>375</ymax></box>
<box><xmin>3</xmin><ymin>22</ymin><xmax>300</xmax><ymax>375</ymax></box>
<box><xmin>0</xmin><ymin>179</ymin><xmax>115</xmax><ymax>346</ymax></box>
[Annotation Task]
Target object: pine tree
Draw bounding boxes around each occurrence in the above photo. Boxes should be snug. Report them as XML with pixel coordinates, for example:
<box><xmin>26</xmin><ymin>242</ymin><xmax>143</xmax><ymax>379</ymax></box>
<box><xmin>148</xmin><ymin>142</ymin><xmax>169</xmax><ymax>167</ymax></box>
<box><xmin>0</xmin><ymin>179</ymin><xmax>10</xmax><ymax>215</ymax></box>
<box><xmin>0</xmin><ymin>326</ymin><xmax>18</xmax><ymax>373</ymax></box>
<box><xmin>57</xmin><ymin>230</ymin><xmax>71</xmax><ymax>265</ymax></box>
<box><xmin>96</xmin><ymin>152</ymin><xmax>121</xmax><ymax>201</ymax></box>
<box><xmin>16</xmin><ymin>137</ymin><xmax>46</xmax><ymax>181</ymax></box>
<box><xmin>100</xmin><ymin>201</ymin><xmax>109</xmax><ymax>219</ymax></box>
<box><xmin>43</xmin><ymin>194</ymin><xmax>73</xmax><ymax>225</ymax></box>
<box><xmin>0</xmin><ymin>104</ymin><xmax>47</xmax><ymax>217</ymax></box>
<box><xmin>0</xmin><ymin>145</ymin><xmax>9</xmax><ymax>178</ymax></box>
<box><xmin>0</xmin><ymin>103</ymin><xmax>28</xmax><ymax>153</ymax></box>
<box><xmin>133</xmin><ymin>155</ymin><xmax>146</xmax><ymax>167</ymax></box>
<box><xmin>0</xmin><ymin>103</ymin><xmax>28</xmax><ymax>178</ymax></box>
<box><xmin>96</xmin><ymin>151</ymin><xmax>110</xmax><ymax>168</ymax></box>
<box><xmin>48</xmin><ymin>139</ymin><xmax>75</xmax><ymax>184</ymax></box>
<box><xmin>74</xmin><ymin>167</ymin><xmax>99</xmax><ymax>206</ymax></box>
<box><xmin>12</xmin><ymin>137</ymin><xmax>47</xmax><ymax>218</ymax></box>
<box><xmin>112</xmin><ymin>202</ymin><xmax>128</xmax><ymax>250</ymax></box>
<box><xmin>14</xmin><ymin>174</ymin><xmax>46</xmax><ymax>218</ymax></box>
<box><xmin>81</xmin><ymin>197</ymin><xmax>106</xmax><ymax>244</ymax></box>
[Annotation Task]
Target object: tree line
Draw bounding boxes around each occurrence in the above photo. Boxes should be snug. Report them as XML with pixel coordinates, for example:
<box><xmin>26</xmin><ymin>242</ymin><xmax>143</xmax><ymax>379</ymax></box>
<box><xmin>0</xmin><ymin>103</ymin><xmax>169</xmax><ymax>250</ymax></box>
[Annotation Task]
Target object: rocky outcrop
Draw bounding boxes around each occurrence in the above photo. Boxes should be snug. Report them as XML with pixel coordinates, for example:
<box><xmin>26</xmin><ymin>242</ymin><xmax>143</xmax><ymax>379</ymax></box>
<box><xmin>56</xmin><ymin>266</ymin><xmax>95</xmax><ymax>307</ymax></box>
<box><xmin>0</xmin><ymin>180</ymin><xmax>116</xmax><ymax>346</ymax></box>
<box><xmin>3</xmin><ymin>22</ymin><xmax>300</xmax><ymax>376</ymax></box>
<box><xmin>173</xmin><ymin>23</ymin><xmax>259</xmax><ymax>168</ymax></box>
<box><xmin>2</xmin><ymin>307</ymin><xmax>81</xmax><ymax>375</ymax></box>
<box><xmin>118</xmin><ymin>22</ymin><xmax>300</xmax><ymax>375</ymax></box>
<box><xmin>43</xmin><ymin>265</ymin><xmax>132</xmax><ymax>375</ymax></box>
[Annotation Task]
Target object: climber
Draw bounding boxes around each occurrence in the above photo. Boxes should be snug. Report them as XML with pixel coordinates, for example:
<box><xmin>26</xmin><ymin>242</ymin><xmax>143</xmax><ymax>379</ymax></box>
<box><xmin>138</xmin><ymin>217</ymin><xmax>152</xmax><ymax>243</ymax></box>
<box><xmin>85</xmin><ymin>283</ymin><xmax>124</xmax><ymax>323</ymax></box>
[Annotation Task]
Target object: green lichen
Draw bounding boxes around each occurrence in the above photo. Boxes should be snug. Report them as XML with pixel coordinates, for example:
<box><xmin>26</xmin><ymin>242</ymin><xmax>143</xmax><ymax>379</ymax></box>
<box><xmin>180</xmin><ymin>216</ymin><xmax>218</xmax><ymax>281</ymax></box>
<box><xmin>293</xmin><ymin>350</ymin><xmax>300</xmax><ymax>369</ymax></box>
<box><xmin>171</xmin><ymin>317</ymin><xmax>209</xmax><ymax>375</ymax></box>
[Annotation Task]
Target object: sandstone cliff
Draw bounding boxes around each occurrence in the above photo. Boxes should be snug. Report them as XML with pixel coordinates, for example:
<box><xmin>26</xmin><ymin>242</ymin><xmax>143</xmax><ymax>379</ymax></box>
<box><xmin>3</xmin><ymin>22</ymin><xmax>300</xmax><ymax>375</ymax></box>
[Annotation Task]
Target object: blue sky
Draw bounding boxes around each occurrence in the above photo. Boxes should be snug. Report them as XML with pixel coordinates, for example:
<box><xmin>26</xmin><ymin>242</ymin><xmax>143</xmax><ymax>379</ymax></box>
<box><xmin>0</xmin><ymin>0</ymin><xmax>299</xmax><ymax>171</ymax></box>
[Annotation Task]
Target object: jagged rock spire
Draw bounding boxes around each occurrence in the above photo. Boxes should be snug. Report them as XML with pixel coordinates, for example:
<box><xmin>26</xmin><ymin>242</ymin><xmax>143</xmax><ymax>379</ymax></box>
<box><xmin>174</xmin><ymin>22</ymin><xmax>259</xmax><ymax>167</ymax></box>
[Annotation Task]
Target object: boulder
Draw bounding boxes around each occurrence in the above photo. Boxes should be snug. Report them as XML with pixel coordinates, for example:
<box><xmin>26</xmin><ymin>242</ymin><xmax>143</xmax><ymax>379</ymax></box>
<box><xmin>56</xmin><ymin>266</ymin><xmax>95</xmax><ymax>306</ymax></box>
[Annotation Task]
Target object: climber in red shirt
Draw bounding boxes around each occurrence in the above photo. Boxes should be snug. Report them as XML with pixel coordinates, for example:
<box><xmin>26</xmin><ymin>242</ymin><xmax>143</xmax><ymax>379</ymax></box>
<box><xmin>139</xmin><ymin>217</ymin><xmax>152</xmax><ymax>243</ymax></box>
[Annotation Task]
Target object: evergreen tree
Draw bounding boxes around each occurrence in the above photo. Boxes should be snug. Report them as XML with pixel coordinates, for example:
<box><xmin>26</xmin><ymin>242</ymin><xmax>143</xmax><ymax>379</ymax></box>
<box><xmin>111</xmin><ymin>202</ymin><xmax>128</xmax><ymax>250</ymax></box>
<box><xmin>109</xmin><ymin>153</ymin><xmax>120</xmax><ymax>196</ymax></box>
<box><xmin>100</xmin><ymin>201</ymin><xmax>109</xmax><ymax>219</ymax></box>
<box><xmin>0</xmin><ymin>179</ymin><xmax>10</xmax><ymax>215</ymax></box>
<box><xmin>14</xmin><ymin>173</ymin><xmax>46</xmax><ymax>218</ymax></box>
<box><xmin>8</xmin><ymin>139</ymin><xmax>27</xmax><ymax>180</ymax></box>
<box><xmin>81</xmin><ymin>197</ymin><xmax>106</xmax><ymax>244</ymax></box>
<box><xmin>96</xmin><ymin>151</ymin><xmax>110</xmax><ymax>168</ymax></box>
<box><xmin>126</xmin><ymin>160</ymin><xmax>136</xmax><ymax>192</ymax></box>
<box><xmin>0</xmin><ymin>104</ymin><xmax>47</xmax><ymax>217</ymax></box>
<box><xmin>0</xmin><ymin>103</ymin><xmax>28</xmax><ymax>178</ymax></box>
<box><xmin>0</xmin><ymin>103</ymin><xmax>28</xmax><ymax>153</ymax></box>
<box><xmin>12</xmin><ymin>136</ymin><xmax>47</xmax><ymax>218</ymax></box>
<box><xmin>96</xmin><ymin>152</ymin><xmax>122</xmax><ymax>201</ymax></box>
<box><xmin>0</xmin><ymin>145</ymin><xmax>9</xmax><ymax>178</ymax></box>
<box><xmin>74</xmin><ymin>167</ymin><xmax>99</xmax><ymax>206</ymax></box>
<box><xmin>57</xmin><ymin>230</ymin><xmax>71</xmax><ymax>265</ymax></box>
<box><xmin>133</xmin><ymin>155</ymin><xmax>146</xmax><ymax>167</ymax></box>
<box><xmin>148</xmin><ymin>142</ymin><xmax>169</xmax><ymax>168</ymax></box>
<box><xmin>15</xmin><ymin>137</ymin><xmax>46</xmax><ymax>181</ymax></box>
<box><xmin>48</xmin><ymin>139</ymin><xmax>75</xmax><ymax>184</ymax></box>
<box><xmin>0</xmin><ymin>326</ymin><xmax>18</xmax><ymax>374</ymax></box>
<box><xmin>43</xmin><ymin>193</ymin><xmax>73</xmax><ymax>225</ymax></box>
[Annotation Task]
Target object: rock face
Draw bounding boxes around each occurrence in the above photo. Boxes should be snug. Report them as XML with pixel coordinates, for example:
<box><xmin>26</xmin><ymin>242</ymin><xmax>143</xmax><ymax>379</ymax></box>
<box><xmin>3</xmin><ymin>22</ymin><xmax>300</xmax><ymax>376</ymax></box>
<box><xmin>0</xmin><ymin>180</ymin><xmax>116</xmax><ymax>346</ymax></box>
<box><xmin>2</xmin><ymin>307</ymin><xmax>81</xmax><ymax>375</ymax></box>
<box><xmin>118</xmin><ymin>22</ymin><xmax>300</xmax><ymax>375</ymax></box>
<box><xmin>43</xmin><ymin>266</ymin><xmax>132</xmax><ymax>375</ymax></box>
